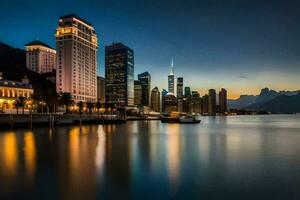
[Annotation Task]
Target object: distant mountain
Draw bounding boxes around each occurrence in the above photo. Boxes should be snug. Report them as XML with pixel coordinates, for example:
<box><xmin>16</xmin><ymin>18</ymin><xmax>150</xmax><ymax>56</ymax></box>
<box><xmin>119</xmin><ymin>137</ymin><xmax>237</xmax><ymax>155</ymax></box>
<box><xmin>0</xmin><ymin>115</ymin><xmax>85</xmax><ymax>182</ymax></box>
<box><xmin>228</xmin><ymin>95</ymin><xmax>257</xmax><ymax>109</ymax></box>
<box><xmin>0</xmin><ymin>41</ymin><xmax>56</xmax><ymax>96</ymax></box>
<box><xmin>258</xmin><ymin>94</ymin><xmax>300</xmax><ymax>114</ymax></box>
<box><xmin>228</xmin><ymin>88</ymin><xmax>300</xmax><ymax>111</ymax></box>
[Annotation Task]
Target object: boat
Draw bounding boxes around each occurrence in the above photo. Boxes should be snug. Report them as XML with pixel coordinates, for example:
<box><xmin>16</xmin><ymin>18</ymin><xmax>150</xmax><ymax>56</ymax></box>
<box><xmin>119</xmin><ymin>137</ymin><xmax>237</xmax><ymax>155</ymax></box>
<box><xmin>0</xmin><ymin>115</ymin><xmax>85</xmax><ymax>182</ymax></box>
<box><xmin>161</xmin><ymin>112</ymin><xmax>201</xmax><ymax>124</ymax></box>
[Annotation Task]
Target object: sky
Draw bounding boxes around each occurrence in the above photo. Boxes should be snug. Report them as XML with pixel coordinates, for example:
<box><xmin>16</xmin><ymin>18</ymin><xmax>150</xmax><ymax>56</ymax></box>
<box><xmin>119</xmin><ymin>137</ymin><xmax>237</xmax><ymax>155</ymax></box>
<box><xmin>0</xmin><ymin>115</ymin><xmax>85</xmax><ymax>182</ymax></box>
<box><xmin>0</xmin><ymin>0</ymin><xmax>300</xmax><ymax>99</ymax></box>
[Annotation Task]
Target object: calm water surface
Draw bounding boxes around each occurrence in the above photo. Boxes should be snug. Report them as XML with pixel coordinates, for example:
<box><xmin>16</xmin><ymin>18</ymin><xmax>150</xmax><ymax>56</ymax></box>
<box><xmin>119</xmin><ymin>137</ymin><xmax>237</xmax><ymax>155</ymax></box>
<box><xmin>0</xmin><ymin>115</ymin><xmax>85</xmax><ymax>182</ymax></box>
<box><xmin>0</xmin><ymin>115</ymin><xmax>300</xmax><ymax>200</ymax></box>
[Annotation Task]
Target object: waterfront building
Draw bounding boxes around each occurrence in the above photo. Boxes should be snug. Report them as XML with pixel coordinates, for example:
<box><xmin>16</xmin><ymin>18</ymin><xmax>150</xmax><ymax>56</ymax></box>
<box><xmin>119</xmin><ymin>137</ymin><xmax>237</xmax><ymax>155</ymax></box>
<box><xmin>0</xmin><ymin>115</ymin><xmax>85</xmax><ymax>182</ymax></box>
<box><xmin>202</xmin><ymin>94</ymin><xmax>209</xmax><ymax>115</ymax></box>
<box><xmin>55</xmin><ymin>14</ymin><xmax>98</xmax><ymax>102</ymax></box>
<box><xmin>191</xmin><ymin>91</ymin><xmax>202</xmax><ymax>114</ymax></box>
<box><xmin>138</xmin><ymin>72</ymin><xmax>151</xmax><ymax>107</ymax></box>
<box><xmin>162</xmin><ymin>93</ymin><xmax>177</xmax><ymax>113</ymax></box>
<box><xmin>168</xmin><ymin>59</ymin><xmax>175</xmax><ymax>94</ymax></box>
<box><xmin>184</xmin><ymin>86</ymin><xmax>191</xmax><ymax>96</ymax></box>
<box><xmin>0</xmin><ymin>73</ymin><xmax>34</xmax><ymax>113</ymax></box>
<box><xmin>177</xmin><ymin>77</ymin><xmax>183</xmax><ymax>112</ymax></box>
<box><xmin>105</xmin><ymin>43</ymin><xmax>134</xmax><ymax>106</ymax></box>
<box><xmin>97</xmin><ymin>76</ymin><xmax>105</xmax><ymax>103</ymax></box>
<box><xmin>25</xmin><ymin>40</ymin><xmax>56</xmax><ymax>74</ymax></box>
<box><xmin>219</xmin><ymin>88</ymin><xmax>227</xmax><ymax>114</ymax></box>
<box><xmin>208</xmin><ymin>89</ymin><xmax>217</xmax><ymax>115</ymax></box>
<box><xmin>150</xmin><ymin>87</ymin><xmax>160</xmax><ymax>112</ymax></box>
<box><xmin>134</xmin><ymin>80</ymin><xmax>142</xmax><ymax>106</ymax></box>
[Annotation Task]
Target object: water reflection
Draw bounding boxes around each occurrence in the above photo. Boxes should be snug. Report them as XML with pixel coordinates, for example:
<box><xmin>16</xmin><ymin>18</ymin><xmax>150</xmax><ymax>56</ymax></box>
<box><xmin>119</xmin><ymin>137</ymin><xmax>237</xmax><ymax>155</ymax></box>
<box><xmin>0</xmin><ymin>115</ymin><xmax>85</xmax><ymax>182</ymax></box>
<box><xmin>0</xmin><ymin>115</ymin><xmax>300</xmax><ymax>200</ymax></box>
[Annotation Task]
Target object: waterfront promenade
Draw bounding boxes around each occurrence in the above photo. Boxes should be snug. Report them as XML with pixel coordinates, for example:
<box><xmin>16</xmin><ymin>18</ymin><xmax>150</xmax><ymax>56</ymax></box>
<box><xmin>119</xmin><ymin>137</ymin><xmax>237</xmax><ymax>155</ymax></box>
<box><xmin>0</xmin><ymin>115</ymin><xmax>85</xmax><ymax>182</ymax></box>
<box><xmin>0</xmin><ymin>113</ymin><xmax>126</xmax><ymax>129</ymax></box>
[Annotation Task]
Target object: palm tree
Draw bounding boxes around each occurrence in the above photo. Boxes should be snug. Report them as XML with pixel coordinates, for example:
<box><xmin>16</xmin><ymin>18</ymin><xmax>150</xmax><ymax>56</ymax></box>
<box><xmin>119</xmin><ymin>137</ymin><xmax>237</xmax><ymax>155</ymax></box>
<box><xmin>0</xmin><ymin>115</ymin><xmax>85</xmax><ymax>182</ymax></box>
<box><xmin>95</xmin><ymin>101</ymin><xmax>101</xmax><ymax>115</ymax></box>
<box><xmin>77</xmin><ymin>101</ymin><xmax>84</xmax><ymax>115</ymax></box>
<box><xmin>59</xmin><ymin>92</ymin><xmax>73</xmax><ymax>113</ymax></box>
<box><xmin>86</xmin><ymin>102</ymin><xmax>93</xmax><ymax>114</ymax></box>
<box><xmin>16</xmin><ymin>96</ymin><xmax>27</xmax><ymax>115</ymax></box>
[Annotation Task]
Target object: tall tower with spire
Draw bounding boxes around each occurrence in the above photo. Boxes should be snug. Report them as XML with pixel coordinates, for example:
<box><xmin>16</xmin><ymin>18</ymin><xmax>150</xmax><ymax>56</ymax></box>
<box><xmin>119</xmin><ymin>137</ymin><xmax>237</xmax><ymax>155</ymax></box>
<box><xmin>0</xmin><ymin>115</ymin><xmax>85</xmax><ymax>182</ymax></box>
<box><xmin>168</xmin><ymin>58</ymin><xmax>175</xmax><ymax>94</ymax></box>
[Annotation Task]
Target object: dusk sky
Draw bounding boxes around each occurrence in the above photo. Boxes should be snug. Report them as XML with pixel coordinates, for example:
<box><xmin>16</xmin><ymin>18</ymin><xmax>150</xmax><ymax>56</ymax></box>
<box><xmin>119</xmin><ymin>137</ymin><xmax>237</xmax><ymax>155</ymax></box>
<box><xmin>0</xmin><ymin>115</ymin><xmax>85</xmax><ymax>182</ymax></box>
<box><xmin>1</xmin><ymin>0</ymin><xmax>300</xmax><ymax>98</ymax></box>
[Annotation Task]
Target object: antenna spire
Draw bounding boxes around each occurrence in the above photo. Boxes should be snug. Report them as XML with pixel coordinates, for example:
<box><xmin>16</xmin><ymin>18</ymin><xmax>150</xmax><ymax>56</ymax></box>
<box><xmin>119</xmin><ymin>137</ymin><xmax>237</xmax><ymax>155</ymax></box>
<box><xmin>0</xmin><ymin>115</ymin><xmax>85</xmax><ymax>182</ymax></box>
<box><xmin>170</xmin><ymin>58</ymin><xmax>174</xmax><ymax>75</ymax></box>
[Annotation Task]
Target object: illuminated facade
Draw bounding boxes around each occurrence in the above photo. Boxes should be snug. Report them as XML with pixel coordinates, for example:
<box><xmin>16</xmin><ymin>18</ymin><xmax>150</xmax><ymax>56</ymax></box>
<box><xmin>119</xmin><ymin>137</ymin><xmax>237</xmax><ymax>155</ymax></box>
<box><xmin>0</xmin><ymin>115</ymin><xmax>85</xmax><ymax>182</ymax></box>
<box><xmin>25</xmin><ymin>40</ymin><xmax>56</xmax><ymax>74</ymax></box>
<box><xmin>105</xmin><ymin>43</ymin><xmax>134</xmax><ymax>106</ymax></box>
<box><xmin>134</xmin><ymin>80</ymin><xmax>142</xmax><ymax>106</ymax></box>
<box><xmin>55</xmin><ymin>14</ymin><xmax>98</xmax><ymax>102</ymax></box>
<box><xmin>162</xmin><ymin>93</ymin><xmax>177</xmax><ymax>113</ymax></box>
<box><xmin>0</xmin><ymin>75</ymin><xmax>34</xmax><ymax>112</ymax></box>
<box><xmin>177</xmin><ymin>77</ymin><xmax>183</xmax><ymax>112</ymax></box>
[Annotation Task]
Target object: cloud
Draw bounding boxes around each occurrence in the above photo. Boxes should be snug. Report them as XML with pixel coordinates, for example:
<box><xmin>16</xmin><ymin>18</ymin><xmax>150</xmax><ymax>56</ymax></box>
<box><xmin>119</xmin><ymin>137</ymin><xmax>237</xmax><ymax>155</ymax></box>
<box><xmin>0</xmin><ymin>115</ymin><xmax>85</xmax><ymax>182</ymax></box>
<box><xmin>239</xmin><ymin>76</ymin><xmax>248</xmax><ymax>79</ymax></box>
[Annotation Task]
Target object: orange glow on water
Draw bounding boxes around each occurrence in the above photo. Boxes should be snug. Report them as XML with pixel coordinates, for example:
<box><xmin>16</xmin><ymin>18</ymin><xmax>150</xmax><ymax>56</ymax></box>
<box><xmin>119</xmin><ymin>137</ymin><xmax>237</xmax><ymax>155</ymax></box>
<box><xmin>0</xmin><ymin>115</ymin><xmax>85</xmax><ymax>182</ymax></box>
<box><xmin>24</xmin><ymin>131</ymin><xmax>36</xmax><ymax>180</ymax></box>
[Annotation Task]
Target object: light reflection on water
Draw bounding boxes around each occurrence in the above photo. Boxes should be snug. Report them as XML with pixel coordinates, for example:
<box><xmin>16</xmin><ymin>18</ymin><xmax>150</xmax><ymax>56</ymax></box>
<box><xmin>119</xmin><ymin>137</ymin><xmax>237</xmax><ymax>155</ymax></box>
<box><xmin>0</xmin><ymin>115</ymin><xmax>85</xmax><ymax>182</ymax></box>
<box><xmin>0</xmin><ymin>115</ymin><xmax>300</xmax><ymax>200</ymax></box>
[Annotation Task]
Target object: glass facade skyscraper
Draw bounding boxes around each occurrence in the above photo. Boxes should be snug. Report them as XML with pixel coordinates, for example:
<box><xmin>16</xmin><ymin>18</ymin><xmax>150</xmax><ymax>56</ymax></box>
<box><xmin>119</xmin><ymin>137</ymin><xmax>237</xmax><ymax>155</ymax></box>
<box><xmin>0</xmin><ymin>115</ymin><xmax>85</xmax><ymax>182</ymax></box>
<box><xmin>138</xmin><ymin>72</ymin><xmax>151</xmax><ymax>107</ymax></box>
<box><xmin>168</xmin><ymin>59</ymin><xmax>174</xmax><ymax>94</ymax></box>
<box><xmin>105</xmin><ymin>43</ymin><xmax>134</xmax><ymax>106</ymax></box>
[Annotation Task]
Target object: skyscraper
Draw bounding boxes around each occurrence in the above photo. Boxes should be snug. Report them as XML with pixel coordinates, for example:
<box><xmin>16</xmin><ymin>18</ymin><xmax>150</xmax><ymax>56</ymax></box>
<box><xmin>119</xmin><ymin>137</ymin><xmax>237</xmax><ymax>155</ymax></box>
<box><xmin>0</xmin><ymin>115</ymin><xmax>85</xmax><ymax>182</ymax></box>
<box><xmin>168</xmin><ymin>59</ymin><xmax>175</xmax><ymax>94</ymax></box>
<box><xmin>162</xmin><ymin>93</ymin><xmax>177</xmax><ymax>113</ymax></box>
<box><xmin>105</xmin><ymin>43</ymin><xmax>134</xmax><ymax>106</ymax></box>
<box><xmin>177</xmin><ymin>77</ymin><xmax>183</xmax><ymax>112</ymax></box>
<box><xmin>55</xmin><ymin>14</ymin><xmax>98</xmax><ymax>102</ymax></box>
<box><xmin>151</xmin><ymin>87</ymin><xmax>160</xmax><ymax>112</ymax></box>
<box><xmin>191</xmin><ymin>91</ymin><xmax>202</xmax><ymax>114</ymax></box>
<box><xmin>219</xmin><ymin>88</ymin><xmax>227</xmax><ymax>114</ymax></box>
<box><xmin>184</xmin><ymin>87</ymin><xmax>191</xmax><ymax>96</ymax></box>
<box><xmin>25</xmin><ymin>40</ymin><xmax>56</xmax><ymax>74</ymax></box>
<box><xmin>134</xmin><ymin>80</ymin><xmax>142</xmax><ymax>106</ymax></box>
<box><xmin>138</xmin><ymin>72</ymin><xmax>151</xmax><ymax>107</ymax></box>
<box><xmin>97</xmin><ymin>76</ymin><xmax>105</xmax><ymax>103</ymax></box>
<box><xmin>202</xmin><ymin>94</ymin><xmax>209</xmax><ymax>115</ymax></box>
<box><xmin>208</xmin><ymin>89</ymin><xmax>217</xmax><ymax>116</ymax></box>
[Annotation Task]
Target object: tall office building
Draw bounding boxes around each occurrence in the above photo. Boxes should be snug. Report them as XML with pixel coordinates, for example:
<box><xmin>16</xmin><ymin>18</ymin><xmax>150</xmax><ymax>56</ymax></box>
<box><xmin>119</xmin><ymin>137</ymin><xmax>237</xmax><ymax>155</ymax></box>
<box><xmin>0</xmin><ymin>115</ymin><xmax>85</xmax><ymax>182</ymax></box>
<box><xmin>177</xmin><ymin>77</ymin><xmax>183</xmax><ymax>112</ymax></box>
<box><xmin>162</xmin><ymin>93</ymin><xmax>177</xmax><ymax>113</ymax></box>
<box><xmin>25</xmin><ymin>40</ymin><xmax>56</xmax><ymax>74</ymax></box>
<box><xmin>168</xmin><ymin>59</ymin><xmax>175</xmax><ymax>94</ymax></box>
<box><xmin>138</xmin><ymin>72</ymin><xmax>151</xmax><ymax>107</ymax></box>
<box><xmin>202</xmin><ymin>95</ymin><xmax>209</xmax><ymax>115</ymax></box>
<box><xmin>151</xmin><ymin>87</ymin><xmax>160</xmax><ymax>112</ymax></box>
<box><xmin>184</xmin><ymin>87</ymin><xmax>191</xmax><ymax>96</ymax></box>
<box><xmin>105</xmin><ymin>43</ymin><xmax>134</xmax><ymax>106</ymax></box>
<box><xmin>219</xmin><ymin>88</ymin><xmax>227</xmax><ymax>114</ymax></box>
<box><xmin>191</xmin><ymin>91</ymin><xmax>202</xmax><ymax>114</ymax></box>
<box><xmin>208</xmin><ymin>89</ymin><xmax>217</xmax><ymax>116</ymax></box>
<box><xmin>97</xmin><ymin>76</ymin><xmax>105</xmax><ymax>103</ymax></box>
<box><xmin>55</xmin><ymin>14</ymin><xmax>98</xmax><ymax>102</ymax></box>
<box><xmin>134</xmin><ymin>80</ymin><xmax>142</xmax><ymax>106</ymax></box>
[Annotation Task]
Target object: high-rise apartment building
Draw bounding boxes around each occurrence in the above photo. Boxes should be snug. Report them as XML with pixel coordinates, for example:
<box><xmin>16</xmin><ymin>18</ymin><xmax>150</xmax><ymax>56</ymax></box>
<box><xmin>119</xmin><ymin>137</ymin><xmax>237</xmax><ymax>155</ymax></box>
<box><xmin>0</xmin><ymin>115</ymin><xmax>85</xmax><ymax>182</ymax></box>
<box><xmin>138</xmin><ymin>72</ymin><xmax>151</xmax><ymax>107</ymax></box>
<box><xmin>151</xmin><ymin>87</ymin><xmax>160</xmax><ymax>112</ymax></box>
<box><xmin>25</xmin><ymin>40</ymin><xmax>56</xmax><ymax>74</ymax></box>
<box><xmin>219</xmin><ymin>88</ymin><xmax>227</xmax><ymax>114</ymax></box>
<box><xmin>97</xmin><ymin>76</ymin><xmax>105</xmax><ymax>103</ymax></box>
<box><xmin>134</xmin><ymin>80</ymin><xmax>142</xmax><ymax>106</ymax></box>
<box><xmin>105</xmin><ymin>43</ymin><xmax>134</xmax><ymax>106</ymax></box>
<box><xmin>55</xmin><ymin>14</ymin><xmax>98</xmax><ymax>102</ymax></box>
<box><xmin>168</xmin><ymin>59</ymin><xmax>175</xmax><ymax>94</ymax></box>
<box><xmin>208</xmin><ymin>89</ymin><xmax>217</xmax><ymax>116</ymax></box>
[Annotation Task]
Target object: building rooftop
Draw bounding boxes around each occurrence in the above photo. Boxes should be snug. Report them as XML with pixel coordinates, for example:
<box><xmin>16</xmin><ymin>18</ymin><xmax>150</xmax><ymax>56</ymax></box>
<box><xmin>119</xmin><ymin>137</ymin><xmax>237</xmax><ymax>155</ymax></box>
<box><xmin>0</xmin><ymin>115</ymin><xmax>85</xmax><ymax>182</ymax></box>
<box><xmin>25</xmin><ymin>40</ymin><xmax>55</xmax><ymax>50</ymax></box>
<box><xmin>59</xmin><ymin>14</ymin><xmax>93</xmax><ymax>26</ymax></box>
<box><xmin>0</xmin><ymin>79</ymin><xmax>33</xmax><ymax>89</ymax></box>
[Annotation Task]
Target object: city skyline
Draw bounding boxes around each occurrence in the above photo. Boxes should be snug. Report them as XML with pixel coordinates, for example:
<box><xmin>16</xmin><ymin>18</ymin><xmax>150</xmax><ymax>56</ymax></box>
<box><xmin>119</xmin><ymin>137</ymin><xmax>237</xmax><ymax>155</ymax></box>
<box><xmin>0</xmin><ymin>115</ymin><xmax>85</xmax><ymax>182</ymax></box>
<box><xmin>1</xmin><ymin>0</ymin><xmax>300</xmax><ymax>98</ymax></box>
